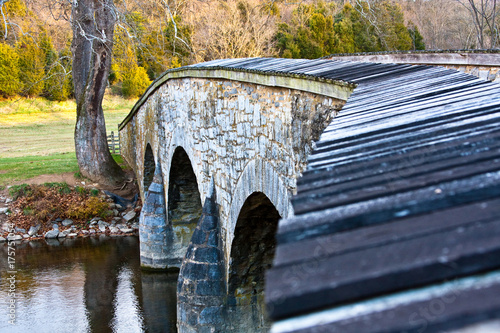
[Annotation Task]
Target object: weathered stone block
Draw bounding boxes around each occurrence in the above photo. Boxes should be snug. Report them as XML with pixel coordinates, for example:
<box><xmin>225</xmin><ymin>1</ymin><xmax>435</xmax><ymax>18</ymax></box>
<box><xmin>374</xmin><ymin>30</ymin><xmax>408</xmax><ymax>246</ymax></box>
<box><xmin>200</xmin><ymin>215</ymin><xmax>217</xmax><ymax>231</ymax></box>
<box><xmin>185</xmin><ymin>245</ymin><xmax>194</xmax><ymax>260</ymax></box>
<box><xmin>196</xmin><ymin>280</ymin><xmax>224</xmax><ymax>296</ymax></box>
<box><xmin>148</xmin><ymin>232</ymin><xmax>165</xmax><ymax>243</ymax></box>
<box><xmin>199</xmin><ymin>306</ymin><xmax>224</xmax><ymax>325</ymax></box>
<box><xmin>207</xmin><ymin>230</ymin><xmax>218</xmax><ymax>247</ymax></box>
<box><xmin>191</xmin><ymin>228</ymin><xmax>206</xmax><ymax>245</ymax></box>
<box><xmin>207</xmin><ymin>263</ymin><xmax>224</xmax><ymax>281</ymax></box>
<box><xmin>182</xmin><ymin>262</ymin><xmax>209</xmax><ymax>280</ymax></box>
<box><xmin>187</xmin><ymin>309</ymin><xmax>199</xmax><ymax>326</ymax></box>
<box><xmin>194</xmin><ymin>247</ymin><xmax>221</xmax><ymax>264</ymax></box>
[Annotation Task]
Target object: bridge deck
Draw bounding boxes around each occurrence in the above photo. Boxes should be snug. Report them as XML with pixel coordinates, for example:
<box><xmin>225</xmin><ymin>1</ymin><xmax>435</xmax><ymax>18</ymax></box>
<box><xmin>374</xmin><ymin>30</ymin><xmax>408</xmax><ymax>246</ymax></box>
<box><xmin>251</xmin><ymin>59</ymin><xmax>500</xmax><ymax>332</ymax></box>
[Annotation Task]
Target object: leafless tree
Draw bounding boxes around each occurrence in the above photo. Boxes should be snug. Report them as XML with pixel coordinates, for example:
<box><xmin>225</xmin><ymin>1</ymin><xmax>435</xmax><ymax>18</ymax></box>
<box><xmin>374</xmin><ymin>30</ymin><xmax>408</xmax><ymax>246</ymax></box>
<box><xmin>71</xmin><ymin>0</ymin><xmax>130</xmax><ymax>188</ymax></box>
<box><xmin>456</xmin><ymin>0</ymin><xmax>498</xmax><ymax>48</ymax></box>
<box><xmin>187</xmin><ymin>0</ymin><xmax>276</xmax><ymax>61</ymax></box>
<box><xmin>401</xmin><ymin>0</ymin><xmax>475</xmax><ymax>49</ymax></box>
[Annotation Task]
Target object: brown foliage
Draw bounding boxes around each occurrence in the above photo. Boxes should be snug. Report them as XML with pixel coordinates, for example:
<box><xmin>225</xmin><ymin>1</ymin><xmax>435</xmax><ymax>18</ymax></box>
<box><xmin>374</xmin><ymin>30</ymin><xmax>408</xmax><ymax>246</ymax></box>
<box><xmin>7</xmin><ymin>183</ymin><xmax>111</xmax><ymax>234</ymax></box>
<box><xmin>187</xmin><ymin>0</ymin><xmax>277</xmax><ymax>61</ymax></box>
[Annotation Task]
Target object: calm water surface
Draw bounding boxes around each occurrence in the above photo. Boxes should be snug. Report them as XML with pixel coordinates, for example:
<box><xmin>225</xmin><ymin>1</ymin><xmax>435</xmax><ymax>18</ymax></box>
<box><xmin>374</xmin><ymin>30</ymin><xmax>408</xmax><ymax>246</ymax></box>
<box><xmin>0</xmin><ymin>236</ymin><xmax>178</xmax><ymax>333</ymax></box>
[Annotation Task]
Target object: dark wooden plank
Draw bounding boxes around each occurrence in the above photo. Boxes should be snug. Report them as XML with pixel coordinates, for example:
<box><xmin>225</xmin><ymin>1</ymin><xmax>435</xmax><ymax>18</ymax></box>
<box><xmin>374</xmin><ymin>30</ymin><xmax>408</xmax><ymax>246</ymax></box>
<box><xmin>309</xmin><ymin>109</ymin><xmax>500</xmax><ymax>171</ymax></box>
<box><xmin>312</xmin><ymin>102</ymin><xmax>500</xmax><ymax>156</ymax></box>
<box><xmin>274</xmin><ymin>197</ymin><xmax>500</xmax><ymax>267</ymax></box>
<box><xmin>298</xmin><ymin>127</ymin><xmax>500</xmax><ymax>194</ymax></box>
<box><xmin>319</xmin><ymin>83</ymin><xmax>498</xmax><ymax>135</ymax></box>
<box><xmin>294</xmin><ymin>153</ymin><xmax>500</xmax><ymax>215</ymax></box>
<box><xmin>277</xmin><ymin>271</ymin><xmax>500</xmax><ymax>333</ymax></box>
<box><xmin>266</xmin><ymin>219</ymin><xmax>500</xmax><ymax>319</ymax></box>
<box><xmin>278</xmin><ymin>171</ymin><xmax>500</xmax><ymax>244</ymax></box>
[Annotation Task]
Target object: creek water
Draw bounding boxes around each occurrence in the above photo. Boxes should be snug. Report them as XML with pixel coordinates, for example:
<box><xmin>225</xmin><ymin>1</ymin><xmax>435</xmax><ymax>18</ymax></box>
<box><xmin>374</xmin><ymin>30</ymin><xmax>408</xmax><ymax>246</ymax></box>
<box><xmin>0</xmin><ymin>236</ymin><xmax>178</xmax><ymax>333</ymax></box>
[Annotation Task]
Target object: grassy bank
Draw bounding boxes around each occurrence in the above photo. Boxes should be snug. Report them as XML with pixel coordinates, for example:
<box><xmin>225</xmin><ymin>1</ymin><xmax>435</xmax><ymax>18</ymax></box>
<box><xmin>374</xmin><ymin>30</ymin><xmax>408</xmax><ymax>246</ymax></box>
<box><xmin>0</xmin><ymin>94</ymin><xmax>135</xmax><ymax>158</ymax></box>
<box><xmin>0</xmin><ymin>93</ymin><xmax>136</xmax><ymax>185</ymax></box>
<box><xmin>0</xmin><ymin>153</ymin><xmax>78</xmax><ymax>186</ymax></box>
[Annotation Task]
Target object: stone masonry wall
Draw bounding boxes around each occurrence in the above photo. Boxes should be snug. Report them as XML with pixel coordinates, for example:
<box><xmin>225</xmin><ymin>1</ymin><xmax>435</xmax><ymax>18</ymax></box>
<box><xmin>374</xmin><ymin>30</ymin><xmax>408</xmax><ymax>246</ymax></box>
<box><xmin>120</xmin><ymin>77</ymin><xmax>346</xmax><ymax>272</ymax></box>
<box><xmin>442</xmin><ymin>65</ymin><xmax>500</xmax><ymax>82</ymax></box>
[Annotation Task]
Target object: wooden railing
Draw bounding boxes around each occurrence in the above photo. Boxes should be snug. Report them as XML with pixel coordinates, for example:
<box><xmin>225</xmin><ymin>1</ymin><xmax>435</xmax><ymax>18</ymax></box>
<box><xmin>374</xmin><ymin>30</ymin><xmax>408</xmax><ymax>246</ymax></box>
<box><xmin>107</xmin><ymin>131</ymin><xmax>120</xmax><ymax>154</ymax></box>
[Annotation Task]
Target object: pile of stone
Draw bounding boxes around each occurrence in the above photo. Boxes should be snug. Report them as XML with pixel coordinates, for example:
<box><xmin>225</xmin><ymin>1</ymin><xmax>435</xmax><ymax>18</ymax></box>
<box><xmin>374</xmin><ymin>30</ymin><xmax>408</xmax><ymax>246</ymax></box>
<box><xmin>0</xmin><ymin>190</ymin><xmax>141</xmax><ymax>243</ymax></box>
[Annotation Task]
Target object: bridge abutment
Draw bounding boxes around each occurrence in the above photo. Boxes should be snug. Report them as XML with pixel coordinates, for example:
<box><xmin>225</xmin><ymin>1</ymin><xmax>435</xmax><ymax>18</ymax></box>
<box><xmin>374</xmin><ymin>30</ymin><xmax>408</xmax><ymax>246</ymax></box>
<box><xmin>139</xmin><ymin>163</ymin><xmax>176</xmax><ymax>269</ymax></box>
<box><xmin>177</xmin><ymin>184</ymin><xmax>227</xmax><ymax>332</ymax></box>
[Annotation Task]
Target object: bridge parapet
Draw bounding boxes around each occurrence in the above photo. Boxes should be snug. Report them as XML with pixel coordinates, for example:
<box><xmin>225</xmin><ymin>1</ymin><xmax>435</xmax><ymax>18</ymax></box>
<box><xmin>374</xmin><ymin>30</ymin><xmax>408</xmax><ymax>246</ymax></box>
<box><xmin>325</xmin><ymin>50</ymin><xmax>500</xmax><ymax>82</ymax></box>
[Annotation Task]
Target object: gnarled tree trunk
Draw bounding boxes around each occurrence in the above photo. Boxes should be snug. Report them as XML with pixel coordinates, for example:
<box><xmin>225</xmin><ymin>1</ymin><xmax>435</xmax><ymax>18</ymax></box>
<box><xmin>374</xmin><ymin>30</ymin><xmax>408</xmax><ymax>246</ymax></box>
<box><xmin>71</xmin><ymin>0</ymin><xmax>126</xmax><ymax>187</ymax></box>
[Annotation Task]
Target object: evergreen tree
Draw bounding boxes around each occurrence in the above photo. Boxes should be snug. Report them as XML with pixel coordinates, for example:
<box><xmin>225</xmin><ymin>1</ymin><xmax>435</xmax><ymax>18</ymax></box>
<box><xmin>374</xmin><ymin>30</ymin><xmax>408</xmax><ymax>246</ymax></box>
<box><xmin>275</xmin><ymin>1</ymin><xmax>422</xmax><ymax>58</ymax></box>
<box><xmin>0</xmin><ymin>42</ymin><xmax>22</xmax><ymax>97</ymax></box>
<box><xmin>39</xmin><ymin>31</ymin><xmax>73</xmax><ymax>101</ymax></box>
<box><xmin>17</xmin><ymin>35</ymin><xmax>45</xmax><ymax>97</ymax></box>
<box><xmin>138</xmin><ymin>15</ymin><xmax>192</xmax><ymax>79</ymax></box>
<box><xmin>408</xmin><ymin>24</ymin><xmax>426</xmax><ymax>50</ymax></box>
<box><xmin>112</xmin><ymin>27</ymin><xmax>151</xmax><ymax>98</ymax></box>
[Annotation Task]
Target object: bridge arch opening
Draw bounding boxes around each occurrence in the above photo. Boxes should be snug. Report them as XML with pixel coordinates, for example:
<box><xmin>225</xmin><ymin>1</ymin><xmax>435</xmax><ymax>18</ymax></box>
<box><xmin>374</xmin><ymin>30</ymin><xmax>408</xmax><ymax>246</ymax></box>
<box><xmin>143</xmin><ymin>143</ymin><xmax>155</xmax><ymax>194</ymax></box>
<box><xmin>168</xmin><ymin>147</ymin><xmax>202</xmax><ymax>247</ymax></box>
<box><xmin>228</xmin><ymin>191</ymin><xmax>281</xmax><ymax>329</ymax></box>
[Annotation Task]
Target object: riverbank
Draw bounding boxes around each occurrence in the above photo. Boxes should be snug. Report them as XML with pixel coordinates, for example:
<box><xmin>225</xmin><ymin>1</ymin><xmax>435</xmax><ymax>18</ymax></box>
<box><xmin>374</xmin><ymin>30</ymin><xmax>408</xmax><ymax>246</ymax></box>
<box><xmin>0</xmin><ymin>94</ymin><xmax>140</xmax><ymax>243</ymax></box>
<box><xmin>0</xmin><ymin>181</ymin><xmax>141</xmax><ymax>243</ymax></box>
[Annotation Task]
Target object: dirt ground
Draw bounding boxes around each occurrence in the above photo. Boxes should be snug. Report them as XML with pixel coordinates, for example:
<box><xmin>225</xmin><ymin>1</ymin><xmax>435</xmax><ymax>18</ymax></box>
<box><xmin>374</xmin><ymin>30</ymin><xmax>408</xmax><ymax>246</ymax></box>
<box><xmin>8</xmin><ymin>172</ymin><xmax>84</xmax><ymax>187</ymax></box>
<box><xmin>1</xmin><ymin>170</ymin><xmax>138</xmax><ymax>199</ymax></box>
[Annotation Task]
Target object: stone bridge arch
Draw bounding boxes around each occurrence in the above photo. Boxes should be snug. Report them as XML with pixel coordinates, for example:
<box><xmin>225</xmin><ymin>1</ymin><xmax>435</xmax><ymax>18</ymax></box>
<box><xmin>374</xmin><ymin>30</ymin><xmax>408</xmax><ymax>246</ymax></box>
<box><xmin>226</xmin><ymin>158</ymin><xmax>293</xmax><ymax>273</ymax></box>
<box><xmin>166</xmin><ymin>145</ymin><xmax>203</xmax><ymax>266</ymax></box>
<box><xmin>227</xmin><ymin>190</ymin><xmax>282</xmax><ymax>330</ymax></box>
<box><xmin>143</xmin><ymin>143</ymin><xmax>156</xmax><ymax>195</ymax></box>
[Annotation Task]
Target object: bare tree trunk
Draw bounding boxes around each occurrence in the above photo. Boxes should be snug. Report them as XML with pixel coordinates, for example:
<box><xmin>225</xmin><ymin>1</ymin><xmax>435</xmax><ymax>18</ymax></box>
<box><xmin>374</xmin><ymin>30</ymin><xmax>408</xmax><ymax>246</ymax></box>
<box><xmin>458</xmin><ymin>0</ymin><xmax>499</xmax><ymax>48</ymax></box>
<box><xmin>72</xmin><ymin>0</ymin><xmax>126</xmax><ymax>187</ymax></box>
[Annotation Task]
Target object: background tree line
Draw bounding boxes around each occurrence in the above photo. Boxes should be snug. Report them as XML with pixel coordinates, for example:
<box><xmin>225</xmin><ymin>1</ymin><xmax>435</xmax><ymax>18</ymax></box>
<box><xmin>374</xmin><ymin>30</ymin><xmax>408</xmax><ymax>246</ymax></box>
<box><xmin>1</xmin><ymin>0</ymin><xmax>498</xmax><ymax>101</ymax></box>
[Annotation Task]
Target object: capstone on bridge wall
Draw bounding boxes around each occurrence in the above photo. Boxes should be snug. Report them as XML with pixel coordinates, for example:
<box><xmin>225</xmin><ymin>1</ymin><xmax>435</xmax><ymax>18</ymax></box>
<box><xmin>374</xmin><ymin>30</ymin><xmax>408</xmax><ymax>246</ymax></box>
<box><xmin>325</xmin><ymin>50</ymin><xmax>500</xmax><ymax>82</ymax></box>
<box><xmin>120</xmin><ymin>76</ymin><xmax>345</xmax><ymax>271</ymax></box>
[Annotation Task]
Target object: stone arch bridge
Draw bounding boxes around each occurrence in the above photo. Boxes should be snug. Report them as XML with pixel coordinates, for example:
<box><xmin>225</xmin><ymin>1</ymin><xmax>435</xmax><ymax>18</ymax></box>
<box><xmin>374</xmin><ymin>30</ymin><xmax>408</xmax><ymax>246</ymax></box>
<box><xmin>119</xmin><ymin>57</ymin><xmax>500</xmax><ymax>332</ymax></box>
<box><xmin>119</xmin><ymin>58</ymin><xmax>354</xmax><ymax>331</ymax></box>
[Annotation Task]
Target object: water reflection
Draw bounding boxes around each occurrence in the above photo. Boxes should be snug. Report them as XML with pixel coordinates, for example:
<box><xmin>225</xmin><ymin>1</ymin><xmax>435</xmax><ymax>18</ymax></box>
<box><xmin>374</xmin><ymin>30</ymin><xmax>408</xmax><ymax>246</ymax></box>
<box><xmin>0</xmin><ymin>236</ymin><xmax>177</xmax><ymax>333</ymax></box>
<box><xmin>112</xmin><ymin>267</ymin><xmax>145</xmax><ymax>332</ymax></box>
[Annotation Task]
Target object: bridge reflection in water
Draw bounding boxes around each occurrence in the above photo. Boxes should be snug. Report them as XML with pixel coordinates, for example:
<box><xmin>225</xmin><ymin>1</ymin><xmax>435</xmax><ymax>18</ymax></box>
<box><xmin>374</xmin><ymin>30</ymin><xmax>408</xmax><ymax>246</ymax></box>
<box><xmin>0</xmin><ymin>236</ymin><xmax>177</xmax><ymax>332</ymax></box>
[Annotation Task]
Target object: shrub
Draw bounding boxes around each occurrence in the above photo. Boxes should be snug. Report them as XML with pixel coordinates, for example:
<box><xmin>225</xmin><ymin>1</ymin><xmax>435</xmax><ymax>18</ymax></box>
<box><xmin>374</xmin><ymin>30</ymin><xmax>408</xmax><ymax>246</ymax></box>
<box><xmin>9</xmin><ymin>183</ymin><xmax>32</xmax><ymax>200</ymax></box>
<box><xmin>0</xmin><ymin>42</ymin><xmax>22</xmax><ymax>97</ymax></box>
<box><xmin>43</xmin><ymin>182</ymin><xmax>72</xmax><ymax>194</ymax></box>
<box><xmin>7</xmin><ymin>183</ymin><xmax>112</xmax><ymax>231</ymax></box>
<box><xmin>66</xmin><ymin>196</ymin><xmax>111</xmax><ymax>220</ymax></box>
<box><xmin>121</xmin><ymin>65</ymin><xmax>151</xmax><ymax>98</ymax></box>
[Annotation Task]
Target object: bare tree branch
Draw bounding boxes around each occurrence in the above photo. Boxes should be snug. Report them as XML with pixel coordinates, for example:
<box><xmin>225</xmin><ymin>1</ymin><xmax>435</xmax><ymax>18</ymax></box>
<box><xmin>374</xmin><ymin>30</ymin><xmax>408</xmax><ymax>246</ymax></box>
<box><xmin>159</xmin><ymin>0</ymin><xmax>191</xmax><ymax>51</ymax></box>
<box><xmin>1</xmin><ymin>0</ymin><xmax>8</xmax><ymax>39</ymax></box>
<box><xmin>456</xmin><ymin>0</ymin><xmax>498</xmax><ymax>48</ymax></box>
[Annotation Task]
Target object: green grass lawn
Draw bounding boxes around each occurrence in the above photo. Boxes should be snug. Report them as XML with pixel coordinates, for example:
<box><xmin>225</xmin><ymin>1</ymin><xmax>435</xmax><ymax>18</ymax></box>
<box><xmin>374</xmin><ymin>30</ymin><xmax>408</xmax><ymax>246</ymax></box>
<box><xmin>0</xmin><ymin>153</ymin><xmax>79</xmax><ymax>186</ymax></box>
<box><xmin>0</xmin><ymin>93</ymin><xmax>136</xmax><ymax>185</ymax></box>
